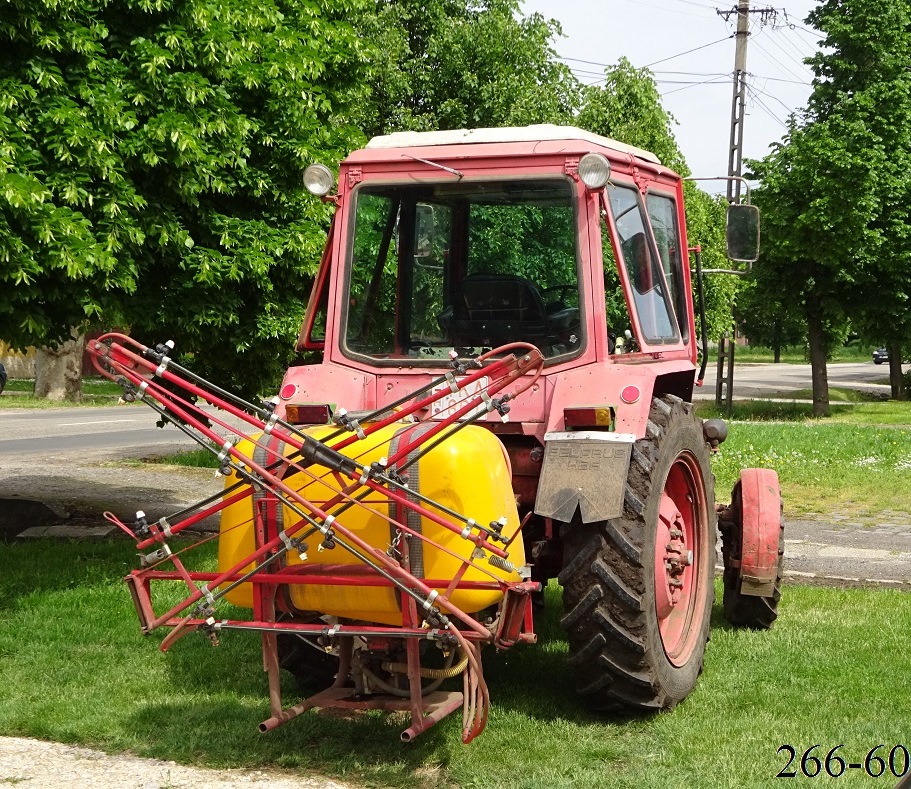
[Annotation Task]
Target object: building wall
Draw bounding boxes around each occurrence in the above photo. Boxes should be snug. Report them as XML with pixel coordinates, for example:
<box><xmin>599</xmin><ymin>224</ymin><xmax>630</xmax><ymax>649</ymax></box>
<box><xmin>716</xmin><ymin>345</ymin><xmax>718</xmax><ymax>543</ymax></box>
<box><xmin>0</xmin><ymin>342</ymin><xmax>36</xmax><ymax>378</ymax></box>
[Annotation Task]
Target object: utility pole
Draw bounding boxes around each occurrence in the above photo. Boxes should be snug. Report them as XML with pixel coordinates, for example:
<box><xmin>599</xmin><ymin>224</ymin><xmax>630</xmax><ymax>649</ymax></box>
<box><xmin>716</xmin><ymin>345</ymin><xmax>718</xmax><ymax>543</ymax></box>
<box><xmin>717</xmin><ymin>1</ymin><xmax>776</xmax><ymax>203</ymax></box>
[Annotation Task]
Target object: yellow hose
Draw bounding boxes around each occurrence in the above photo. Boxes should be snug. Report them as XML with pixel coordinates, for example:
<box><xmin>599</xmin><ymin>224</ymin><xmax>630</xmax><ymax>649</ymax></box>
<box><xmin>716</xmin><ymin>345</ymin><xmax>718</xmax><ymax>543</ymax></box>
<box><xmin>381</xmin><ymin>649</ymin><xmax>468</xmax><ymax>680</ymax></box>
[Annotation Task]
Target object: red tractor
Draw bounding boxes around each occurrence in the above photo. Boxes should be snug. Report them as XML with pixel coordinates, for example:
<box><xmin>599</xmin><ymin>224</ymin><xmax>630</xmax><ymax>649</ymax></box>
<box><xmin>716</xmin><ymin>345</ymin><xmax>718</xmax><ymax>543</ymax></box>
<box><xmin>287</xmin><ymin>125</ymin><xmax>783</xmax><ymax>709</ymax></box>
<box><xmin>93</xmin><ymin>124</ymin><xmax>782</xmax><ymax>741</ymax></box>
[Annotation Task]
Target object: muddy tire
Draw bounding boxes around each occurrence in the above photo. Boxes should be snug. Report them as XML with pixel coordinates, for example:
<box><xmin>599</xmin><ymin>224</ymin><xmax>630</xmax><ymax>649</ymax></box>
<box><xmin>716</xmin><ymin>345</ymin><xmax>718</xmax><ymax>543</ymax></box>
<box><xmin>558</xmin><ymin>395</ymin><xmax>715</xmax><ymax>711</ymax></box>
<box><xmin>720</xmin><ymin>479</ymin><xmax>784</xmax><ymax>629</ymax></box>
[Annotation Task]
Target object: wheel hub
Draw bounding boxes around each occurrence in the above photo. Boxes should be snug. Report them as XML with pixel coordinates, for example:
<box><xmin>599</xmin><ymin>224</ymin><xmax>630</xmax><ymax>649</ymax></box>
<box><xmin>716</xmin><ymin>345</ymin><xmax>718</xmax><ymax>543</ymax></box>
<box><xmin>652</xmin><ymin>453</ymin><xmax>706</xmax><ymax>666</ymax></box>
<box><xmin>654</xmin><ymin>499</ymin><xmax>692</xmax><ymax>619</ymax></box>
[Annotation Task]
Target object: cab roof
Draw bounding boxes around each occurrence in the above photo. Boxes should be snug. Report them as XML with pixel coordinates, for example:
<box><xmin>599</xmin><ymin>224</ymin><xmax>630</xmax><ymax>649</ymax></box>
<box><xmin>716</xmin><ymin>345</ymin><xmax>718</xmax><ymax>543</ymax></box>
<box><xmin>364</xmin><ymin>124</ymin><xmax>662</xmax><ymax>165</ymax></box>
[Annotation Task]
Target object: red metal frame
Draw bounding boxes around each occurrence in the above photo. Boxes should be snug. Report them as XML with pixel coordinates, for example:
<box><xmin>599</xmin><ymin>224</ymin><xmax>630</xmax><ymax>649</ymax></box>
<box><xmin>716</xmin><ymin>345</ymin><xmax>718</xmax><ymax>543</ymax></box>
<box><xmin>89</xmin><ymin>333</ymin><xmax>541</xmax><ymax>742</ymax></box>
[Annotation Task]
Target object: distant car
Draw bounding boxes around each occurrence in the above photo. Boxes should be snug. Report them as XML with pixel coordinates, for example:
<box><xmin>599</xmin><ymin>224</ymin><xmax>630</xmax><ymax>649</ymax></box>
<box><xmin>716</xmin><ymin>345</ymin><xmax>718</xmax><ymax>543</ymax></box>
<box><xmin>873</xmin><ymin>347</ymin><xmax>889</xmax><ymax>365</ymax></box>
<box><xmin>0</xmin><ymin>362</ymin><xmax>6</xmax><ymax>394</ymax></box>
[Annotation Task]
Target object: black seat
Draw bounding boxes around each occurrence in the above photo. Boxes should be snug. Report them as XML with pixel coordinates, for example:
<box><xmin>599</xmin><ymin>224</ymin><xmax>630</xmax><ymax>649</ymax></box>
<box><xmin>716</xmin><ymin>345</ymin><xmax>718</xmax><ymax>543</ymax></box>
<box><xmin>447</xmin><ymin>274</ymin><xmax>550</xmax><ymax>348</ymax></box>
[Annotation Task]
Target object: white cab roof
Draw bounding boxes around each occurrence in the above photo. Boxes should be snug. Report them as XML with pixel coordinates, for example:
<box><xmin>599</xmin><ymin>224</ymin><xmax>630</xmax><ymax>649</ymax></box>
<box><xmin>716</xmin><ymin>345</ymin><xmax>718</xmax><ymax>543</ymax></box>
<box><xmin>365</xmin><ymin>124</ymin><xmax>661</xmax><ymax>164</ymax></box>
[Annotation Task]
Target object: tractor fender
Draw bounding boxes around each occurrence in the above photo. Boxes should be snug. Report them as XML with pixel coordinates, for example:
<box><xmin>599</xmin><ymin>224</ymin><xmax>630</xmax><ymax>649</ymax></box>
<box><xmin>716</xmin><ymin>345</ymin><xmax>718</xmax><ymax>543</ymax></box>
<box><xmin>736</xmin><ymin>468</ymin><xmax>782</xmax><ymax>597</ymax></box>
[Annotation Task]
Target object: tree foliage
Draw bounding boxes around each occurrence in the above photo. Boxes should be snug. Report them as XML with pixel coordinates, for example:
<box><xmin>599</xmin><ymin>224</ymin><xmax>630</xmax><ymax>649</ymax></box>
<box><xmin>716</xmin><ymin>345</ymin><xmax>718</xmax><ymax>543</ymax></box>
<box><xmin>354</xmin><ymin>0</ymin><xmax>580</xmax><ymax>136</ymax></box>
<box><xmin>748</xmin><ymin>0</ymin><xmax>911</xmax><ymax>409</ymax></box>
<box><xmin>0</xmin><ymin>0</ymin><xmax>367</xmax><ymax>395</ymax></box>
<box><xmin>1</xmin><ymin>0</ymin><xmax>732</xmax><ymax>398</ymax></box>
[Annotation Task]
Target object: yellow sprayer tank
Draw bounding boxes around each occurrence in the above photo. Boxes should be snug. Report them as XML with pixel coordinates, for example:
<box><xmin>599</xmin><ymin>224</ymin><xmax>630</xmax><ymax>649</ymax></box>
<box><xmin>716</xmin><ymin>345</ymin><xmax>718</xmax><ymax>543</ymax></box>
<box><xmin>218</xmin><ymin>422</ymin><xmax>524</xmax><ymax>626</ymax></box>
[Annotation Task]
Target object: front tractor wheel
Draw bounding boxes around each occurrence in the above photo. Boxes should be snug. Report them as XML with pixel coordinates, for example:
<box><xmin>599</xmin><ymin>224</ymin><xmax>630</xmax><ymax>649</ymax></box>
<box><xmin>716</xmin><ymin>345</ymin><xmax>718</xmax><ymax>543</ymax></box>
<box><xmin>719</xmin><ymin>469</ymin><xmax>784</xmax><ymax>629</ymax></box>
<box><xmin>559</xmin><ymin>395</ymin><xmax>715</xmax><ymax>711</ymax></box>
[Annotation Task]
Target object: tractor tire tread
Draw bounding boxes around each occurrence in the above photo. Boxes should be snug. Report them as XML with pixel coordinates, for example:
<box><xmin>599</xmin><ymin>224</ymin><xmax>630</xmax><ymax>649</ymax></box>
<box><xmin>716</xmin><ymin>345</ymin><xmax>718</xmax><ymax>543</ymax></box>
<box><xmin>560</xmin><ymin>395</ymin><xmax>715</xmax><ymax>713</ymax></box>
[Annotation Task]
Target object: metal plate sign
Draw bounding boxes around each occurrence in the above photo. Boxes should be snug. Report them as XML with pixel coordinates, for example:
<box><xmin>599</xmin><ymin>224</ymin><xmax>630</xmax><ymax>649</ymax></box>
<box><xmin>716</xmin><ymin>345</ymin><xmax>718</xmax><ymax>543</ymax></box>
<box><xmin>429</xmin><ymin>376</ymin><xmax>490</xmax><ymax>420</ymax></box>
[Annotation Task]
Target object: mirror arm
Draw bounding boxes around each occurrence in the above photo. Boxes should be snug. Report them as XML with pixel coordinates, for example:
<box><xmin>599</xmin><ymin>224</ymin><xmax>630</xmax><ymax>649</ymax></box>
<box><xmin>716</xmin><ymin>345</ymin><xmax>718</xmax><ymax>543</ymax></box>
<box><xmin>691</xmin><ymin>246</ymin><xmax>710</xmax><ymax>386</ymax></box>
<box><xmin>683</xmin><ymin>175</ymin><xmax>753</xmax><ymax>204</ymax></box>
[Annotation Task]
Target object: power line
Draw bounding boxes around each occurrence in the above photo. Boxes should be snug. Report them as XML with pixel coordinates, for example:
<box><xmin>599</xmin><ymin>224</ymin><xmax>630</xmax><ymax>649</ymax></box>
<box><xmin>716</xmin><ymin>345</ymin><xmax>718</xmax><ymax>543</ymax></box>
<box><xmin>755</xmin><ymin>74</ymin><xmax>811</xmax><ymax>85</ymax></box>
<box><xmin>771</xmin><ymin>25</ymin><xmax>816</xmax><ymax>63</ymax></box>
<box><xmin>748</xmin><ymin>82</ymin><xmax>794</xmax><ymax>115</ymax></box>
<box><xmin>671</xmin><ymin>0</ymin><xmax>721</xmax><ymax>9</ymax></box>
<box><xmin>619</xmin><ymin>0</ymin><xmax>710</xmax><ymax>19</ymax></box>
<box><xmin>751</xmin><ymin>37</ymin><xmax>810</xmax><ymax>82</ymax></box>
<box><xmin>661</xmin><ymin>76</ymin><xmax>731</xmax><ymax>96</ymax></box>
<box><xmin>642</xmin><ymin>35</ymin><xmax>733</xmax><ymax>68</ymax></box>
<box><xmin>748</xmin><ymin>89</ymin><xmax>789</xmax><ymax>128</ymax></box>
<box><xmin>756</xmin><ymin>27</ymin><xmax>814</xmax><ymax>75</ymax></box>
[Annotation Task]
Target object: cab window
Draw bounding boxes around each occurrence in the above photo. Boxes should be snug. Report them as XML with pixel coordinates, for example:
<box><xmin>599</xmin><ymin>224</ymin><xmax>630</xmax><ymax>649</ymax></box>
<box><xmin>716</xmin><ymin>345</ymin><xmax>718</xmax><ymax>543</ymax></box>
<box><xmin>343</xmin><ymin>179</ymin><xmax>582</xmax><ymax>361</ymax></box>
<box><xmin>606</xmin><ymin>184</ymin><xmax>680</xmax><ymax>345</ymax></box>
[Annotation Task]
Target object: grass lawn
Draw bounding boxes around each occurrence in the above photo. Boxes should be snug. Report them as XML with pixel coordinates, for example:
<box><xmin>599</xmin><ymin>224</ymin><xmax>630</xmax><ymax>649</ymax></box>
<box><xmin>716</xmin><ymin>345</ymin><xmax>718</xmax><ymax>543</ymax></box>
<box><xmin>731</xmin><ymin>343</ymin><xmax>877</xmax><ymax>364</ymax></box>
<box><xmin>0</xmin><ymin>377</ymin><xmax>125</xmax><ymax>408</ymax></box>
<box><xmin>0</xmin><ymin>539</ymin><xmax>909</xmax><ymax>788</ymax></box>
<box><xmin>697</xmin><ymin>400</ymin><xmax>911</xmax><ymax>519</ymax></box>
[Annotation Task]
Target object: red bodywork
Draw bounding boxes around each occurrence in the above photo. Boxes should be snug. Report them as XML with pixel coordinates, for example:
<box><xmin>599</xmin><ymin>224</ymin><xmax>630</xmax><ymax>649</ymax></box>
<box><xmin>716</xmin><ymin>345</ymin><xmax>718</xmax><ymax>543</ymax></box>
<box><xmin>281</xmin><ymin>132</ymin><xmax>702</xmax><ymax>554</ymax></box>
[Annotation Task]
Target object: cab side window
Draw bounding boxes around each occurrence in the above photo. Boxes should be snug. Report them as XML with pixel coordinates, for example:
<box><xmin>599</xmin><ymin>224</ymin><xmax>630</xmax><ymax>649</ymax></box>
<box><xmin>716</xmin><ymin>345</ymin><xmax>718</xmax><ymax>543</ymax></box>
<box><xmin>606</xmin><ymin>184</ymin><xmax>680</xmax><ymax>345</ymax></box>
<box><xmin>646</xmin><ymin>193</ymin><xmax>689</xmax><ymax>343</ymax></box>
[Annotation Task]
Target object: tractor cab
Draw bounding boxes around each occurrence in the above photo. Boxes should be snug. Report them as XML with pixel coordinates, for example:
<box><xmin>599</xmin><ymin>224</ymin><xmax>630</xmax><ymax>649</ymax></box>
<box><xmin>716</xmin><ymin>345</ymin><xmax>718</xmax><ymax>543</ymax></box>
<box><xmin>295</xmin><ymin>126</ymin><xmax>702</xmax><ymax>435</ymax></box>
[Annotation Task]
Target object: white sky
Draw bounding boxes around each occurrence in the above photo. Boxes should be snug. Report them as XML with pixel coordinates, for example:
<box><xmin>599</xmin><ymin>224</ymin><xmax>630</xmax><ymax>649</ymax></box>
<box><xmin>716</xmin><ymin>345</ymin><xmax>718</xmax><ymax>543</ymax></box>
<box><xmin>521</xmin><ymin>0</ymin><xmax>823</xmax><ymax>186</ymax></box>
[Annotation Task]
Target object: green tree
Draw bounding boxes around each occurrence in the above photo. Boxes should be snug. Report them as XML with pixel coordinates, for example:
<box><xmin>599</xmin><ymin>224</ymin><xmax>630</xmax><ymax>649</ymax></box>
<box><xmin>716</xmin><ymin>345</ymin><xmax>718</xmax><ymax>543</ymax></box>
<box><xmin>805</xmin><ymin>0</ymin><xmax>911</xmax><ymax>399</ymax></box>
<box><xmin>749</xmin><ymin>0</ymin><xmax>911</xmax><ymax>412</ymax></box>
<box><xmin>0</xmin><ymin>0</ymin><xmax>367</xmax><ymax>399</ymax></box>
<box><xmin>354</xmin><ymin>0</ymin><xmax>580</xmax><ymax>136</ymax></box>
<box><xmin>750</xmin><ymin>113</ymin><xmax>883</xmax><ymax>415</ymax></box>
<box><xmin>735</xmin><ymin>272</ymin><xmax>806</xmax><ymax>362</ymax></box>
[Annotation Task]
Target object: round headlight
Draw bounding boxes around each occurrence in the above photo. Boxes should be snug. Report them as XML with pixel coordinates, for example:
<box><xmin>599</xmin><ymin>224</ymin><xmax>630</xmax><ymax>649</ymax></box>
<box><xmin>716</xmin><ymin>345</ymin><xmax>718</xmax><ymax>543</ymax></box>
<box><xmin>303</xmin><ymin>163</ymin><xmax>334</xmax><ymax>196</ymax></box>
<box><xmin>578</xmin><ymin>153</ymin><xmax>611</xmax><ymax>189</ymax></box>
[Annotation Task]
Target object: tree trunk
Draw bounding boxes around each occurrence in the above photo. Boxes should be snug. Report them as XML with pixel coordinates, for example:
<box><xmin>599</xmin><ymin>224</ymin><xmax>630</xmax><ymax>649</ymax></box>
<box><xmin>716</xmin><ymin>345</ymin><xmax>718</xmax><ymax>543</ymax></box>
<box><xmin>888</xmin><ymin>339</ymin><xmax>905</xmax><ymax>400</ymax></box>
<box><xmin>34</xmin><ymin>331</ymin><xmax>85</xmax><ymax>402</ymax></box>
<box><xmin>773</xmin><ymin>344</ymin><xmax>781</xmax><ymax>363</ymax></box>
<box><xmin>806</xmin><ymin>310</ymin><xmax>829</xmax><ymax>417</ymax></box>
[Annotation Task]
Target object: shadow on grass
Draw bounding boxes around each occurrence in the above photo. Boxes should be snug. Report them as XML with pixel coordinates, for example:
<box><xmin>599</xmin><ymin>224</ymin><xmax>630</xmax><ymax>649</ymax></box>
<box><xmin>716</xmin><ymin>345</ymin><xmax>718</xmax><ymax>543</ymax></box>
<box><xmin>696</xmin><ymin>400</ymin><xmax>816</xmax><ymax>422</ymax></box>
<box><xmin>0</xmin><ymin>539</ymin><xmax>139</xmax><ymax>607</ymax></box>
<box><xmin>0</xmin><ymin>541</ymin><xmax>747</xmax><ymax>787</ymax></box>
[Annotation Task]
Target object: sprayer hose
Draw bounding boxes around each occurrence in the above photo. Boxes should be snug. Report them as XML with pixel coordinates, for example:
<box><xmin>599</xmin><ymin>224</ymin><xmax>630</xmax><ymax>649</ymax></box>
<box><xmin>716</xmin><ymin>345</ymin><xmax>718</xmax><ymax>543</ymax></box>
<box><xmin>381</xmin><ymin>650</ymin><xmax>469</xmax><ymax>680</ymax></box>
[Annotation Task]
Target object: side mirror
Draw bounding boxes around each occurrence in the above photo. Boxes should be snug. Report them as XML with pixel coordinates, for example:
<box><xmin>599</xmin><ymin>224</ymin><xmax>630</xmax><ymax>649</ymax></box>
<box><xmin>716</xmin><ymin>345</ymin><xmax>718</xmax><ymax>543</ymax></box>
<box><xmin>726</xmin><ymin>204</ymin><xmax>760</xmax><ymax>263</ymax></box>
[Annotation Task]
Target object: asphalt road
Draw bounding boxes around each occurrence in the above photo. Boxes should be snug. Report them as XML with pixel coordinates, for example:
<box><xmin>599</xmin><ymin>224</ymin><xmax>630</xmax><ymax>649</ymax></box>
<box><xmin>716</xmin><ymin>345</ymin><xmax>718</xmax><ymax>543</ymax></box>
<box><xmin>696</xmin><ymin>359</ymin><xmax>895</xmax><ymax>399</ymax></box>
<box><xmin>0</xmin><ymin>404</ymin><xmax>200</xmax><ymax>458</ymax></box>
<box><xmin>0</xmin><ymin>360</ymin><xmax>893</xmax><ymax>459</ymax></box>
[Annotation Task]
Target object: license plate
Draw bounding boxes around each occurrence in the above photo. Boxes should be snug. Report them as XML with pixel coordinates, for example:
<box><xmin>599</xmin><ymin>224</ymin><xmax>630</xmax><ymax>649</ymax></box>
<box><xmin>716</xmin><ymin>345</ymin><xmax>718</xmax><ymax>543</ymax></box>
<box><xmin>429</xmin><ymin>376</ymin><xmax>489</xmax><ymax>420</ymax></box>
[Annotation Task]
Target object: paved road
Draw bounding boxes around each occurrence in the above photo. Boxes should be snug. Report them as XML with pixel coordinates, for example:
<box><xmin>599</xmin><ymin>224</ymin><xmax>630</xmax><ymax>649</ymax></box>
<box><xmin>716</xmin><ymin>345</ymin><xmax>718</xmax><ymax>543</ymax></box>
<box><xmin>697</xmin><ymin>360</ymin><xmax>897</xmax><ymax>399</ymax></box>
<box><xmin>0</xmin><ymin>360</ymin><xmax>893</xmax><ymax>459</ymax></box>
<box><xmin>0</xmin><ymin>404</ymin><xmax>203</xmax><ymax>458</ymax></box>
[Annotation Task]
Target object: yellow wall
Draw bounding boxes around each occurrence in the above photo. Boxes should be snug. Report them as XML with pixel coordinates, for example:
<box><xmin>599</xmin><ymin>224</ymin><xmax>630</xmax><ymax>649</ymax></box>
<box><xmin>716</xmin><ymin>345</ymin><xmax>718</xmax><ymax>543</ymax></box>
<box><xmin>0</xmin><ymin>342</ymin><xmax>36</xmax><ymax>378</ymax></box>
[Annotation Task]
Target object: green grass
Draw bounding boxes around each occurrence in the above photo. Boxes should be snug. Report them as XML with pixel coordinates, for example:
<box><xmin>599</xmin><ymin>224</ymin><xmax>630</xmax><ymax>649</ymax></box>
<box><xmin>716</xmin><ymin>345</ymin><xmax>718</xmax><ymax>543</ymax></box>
<box><xmin>148</xmin><ymin>448</ymin><xmax>221</xmax><ymax>468</ymax></box>
<box><xmin>732</xmin><ymin>343</ymin><xmax>876</xmax><ymax>364</ymax></box>
<box><xmin>699</xmin><ymin>399</ymin><xmax>911</xmax><ymax>518</ymax></box>
<box><xmin>761</xmin><ymin>386</ymin><xmax>884</xmax><ymax>403</ymax></box>
<box><xmin>0</xmin><ymin>377</ymin><xmax>127</xmax><ymax>408</ymax></box>
<box><xmin>1</xmin><ymin>539</ymin><xmax>908</xmax><ymax>788</ymax></box>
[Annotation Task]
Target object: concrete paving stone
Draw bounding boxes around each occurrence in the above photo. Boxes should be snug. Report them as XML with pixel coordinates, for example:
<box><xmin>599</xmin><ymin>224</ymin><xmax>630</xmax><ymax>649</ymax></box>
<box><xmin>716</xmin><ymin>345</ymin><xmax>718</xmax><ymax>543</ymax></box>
<box><xmin>17</xmin><ymin>523</ymin><xmax>118</xmax><ymax>539</ymax></box>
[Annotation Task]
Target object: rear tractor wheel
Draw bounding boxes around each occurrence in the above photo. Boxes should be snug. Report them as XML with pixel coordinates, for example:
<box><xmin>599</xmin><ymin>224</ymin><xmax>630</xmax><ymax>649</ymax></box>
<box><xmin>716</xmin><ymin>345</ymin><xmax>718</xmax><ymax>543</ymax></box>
<box><xmin>559</xmin><ymin>395</ymin><xmax>714</xmax><ymax>711</ymax></box>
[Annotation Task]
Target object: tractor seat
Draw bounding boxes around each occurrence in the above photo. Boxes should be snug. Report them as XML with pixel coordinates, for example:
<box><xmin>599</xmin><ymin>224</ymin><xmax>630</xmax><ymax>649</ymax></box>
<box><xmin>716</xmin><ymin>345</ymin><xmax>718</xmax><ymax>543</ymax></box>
<box><xmin>444</xmin><ymin>274</ymin><xmax>550</xmax><ymax>349</ymax></box>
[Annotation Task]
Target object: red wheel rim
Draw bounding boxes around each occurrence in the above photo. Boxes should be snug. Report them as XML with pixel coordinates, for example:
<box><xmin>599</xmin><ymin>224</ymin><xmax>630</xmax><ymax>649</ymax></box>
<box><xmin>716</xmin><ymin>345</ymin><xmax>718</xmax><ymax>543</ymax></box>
<box><xmin>652</xmin><ymin>451</ymin><xmax>708</xmax><ymax>666</ymax></box>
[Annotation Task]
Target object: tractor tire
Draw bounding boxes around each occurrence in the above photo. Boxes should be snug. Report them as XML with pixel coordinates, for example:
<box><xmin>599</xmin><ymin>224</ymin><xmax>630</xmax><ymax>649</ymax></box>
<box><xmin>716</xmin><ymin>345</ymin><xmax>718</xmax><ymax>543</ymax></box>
<box><xmin>276</xmin><ymin>620</ymin><xmax>340</xmax><ymax>692</ymax></box>
<box><xmin>719</xmin><ymin>478</ymin><xmax>784</xmax><ymax>629</ymax></box>
<box><xmin>558</xmin><ymin>394</ymin><xmax>715</xmax><ymax>711</ymax></box>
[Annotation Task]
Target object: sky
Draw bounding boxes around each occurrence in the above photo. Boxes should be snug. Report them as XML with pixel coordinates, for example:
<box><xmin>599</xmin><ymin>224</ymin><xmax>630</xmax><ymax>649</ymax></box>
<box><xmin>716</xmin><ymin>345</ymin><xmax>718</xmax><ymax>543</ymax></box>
<box><xmin>521</xmin><ymin>0</ymin><xmax>824</xmax><ymax>187</ymax></box>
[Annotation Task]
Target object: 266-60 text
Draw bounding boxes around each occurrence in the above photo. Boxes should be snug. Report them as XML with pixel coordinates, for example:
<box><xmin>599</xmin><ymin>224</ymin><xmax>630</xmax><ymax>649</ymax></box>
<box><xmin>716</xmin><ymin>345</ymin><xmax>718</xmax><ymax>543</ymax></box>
<box><xmin>777</xmin><ymin>745</ymin><xmax>909</xmax><ymax>779</ymax></box>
